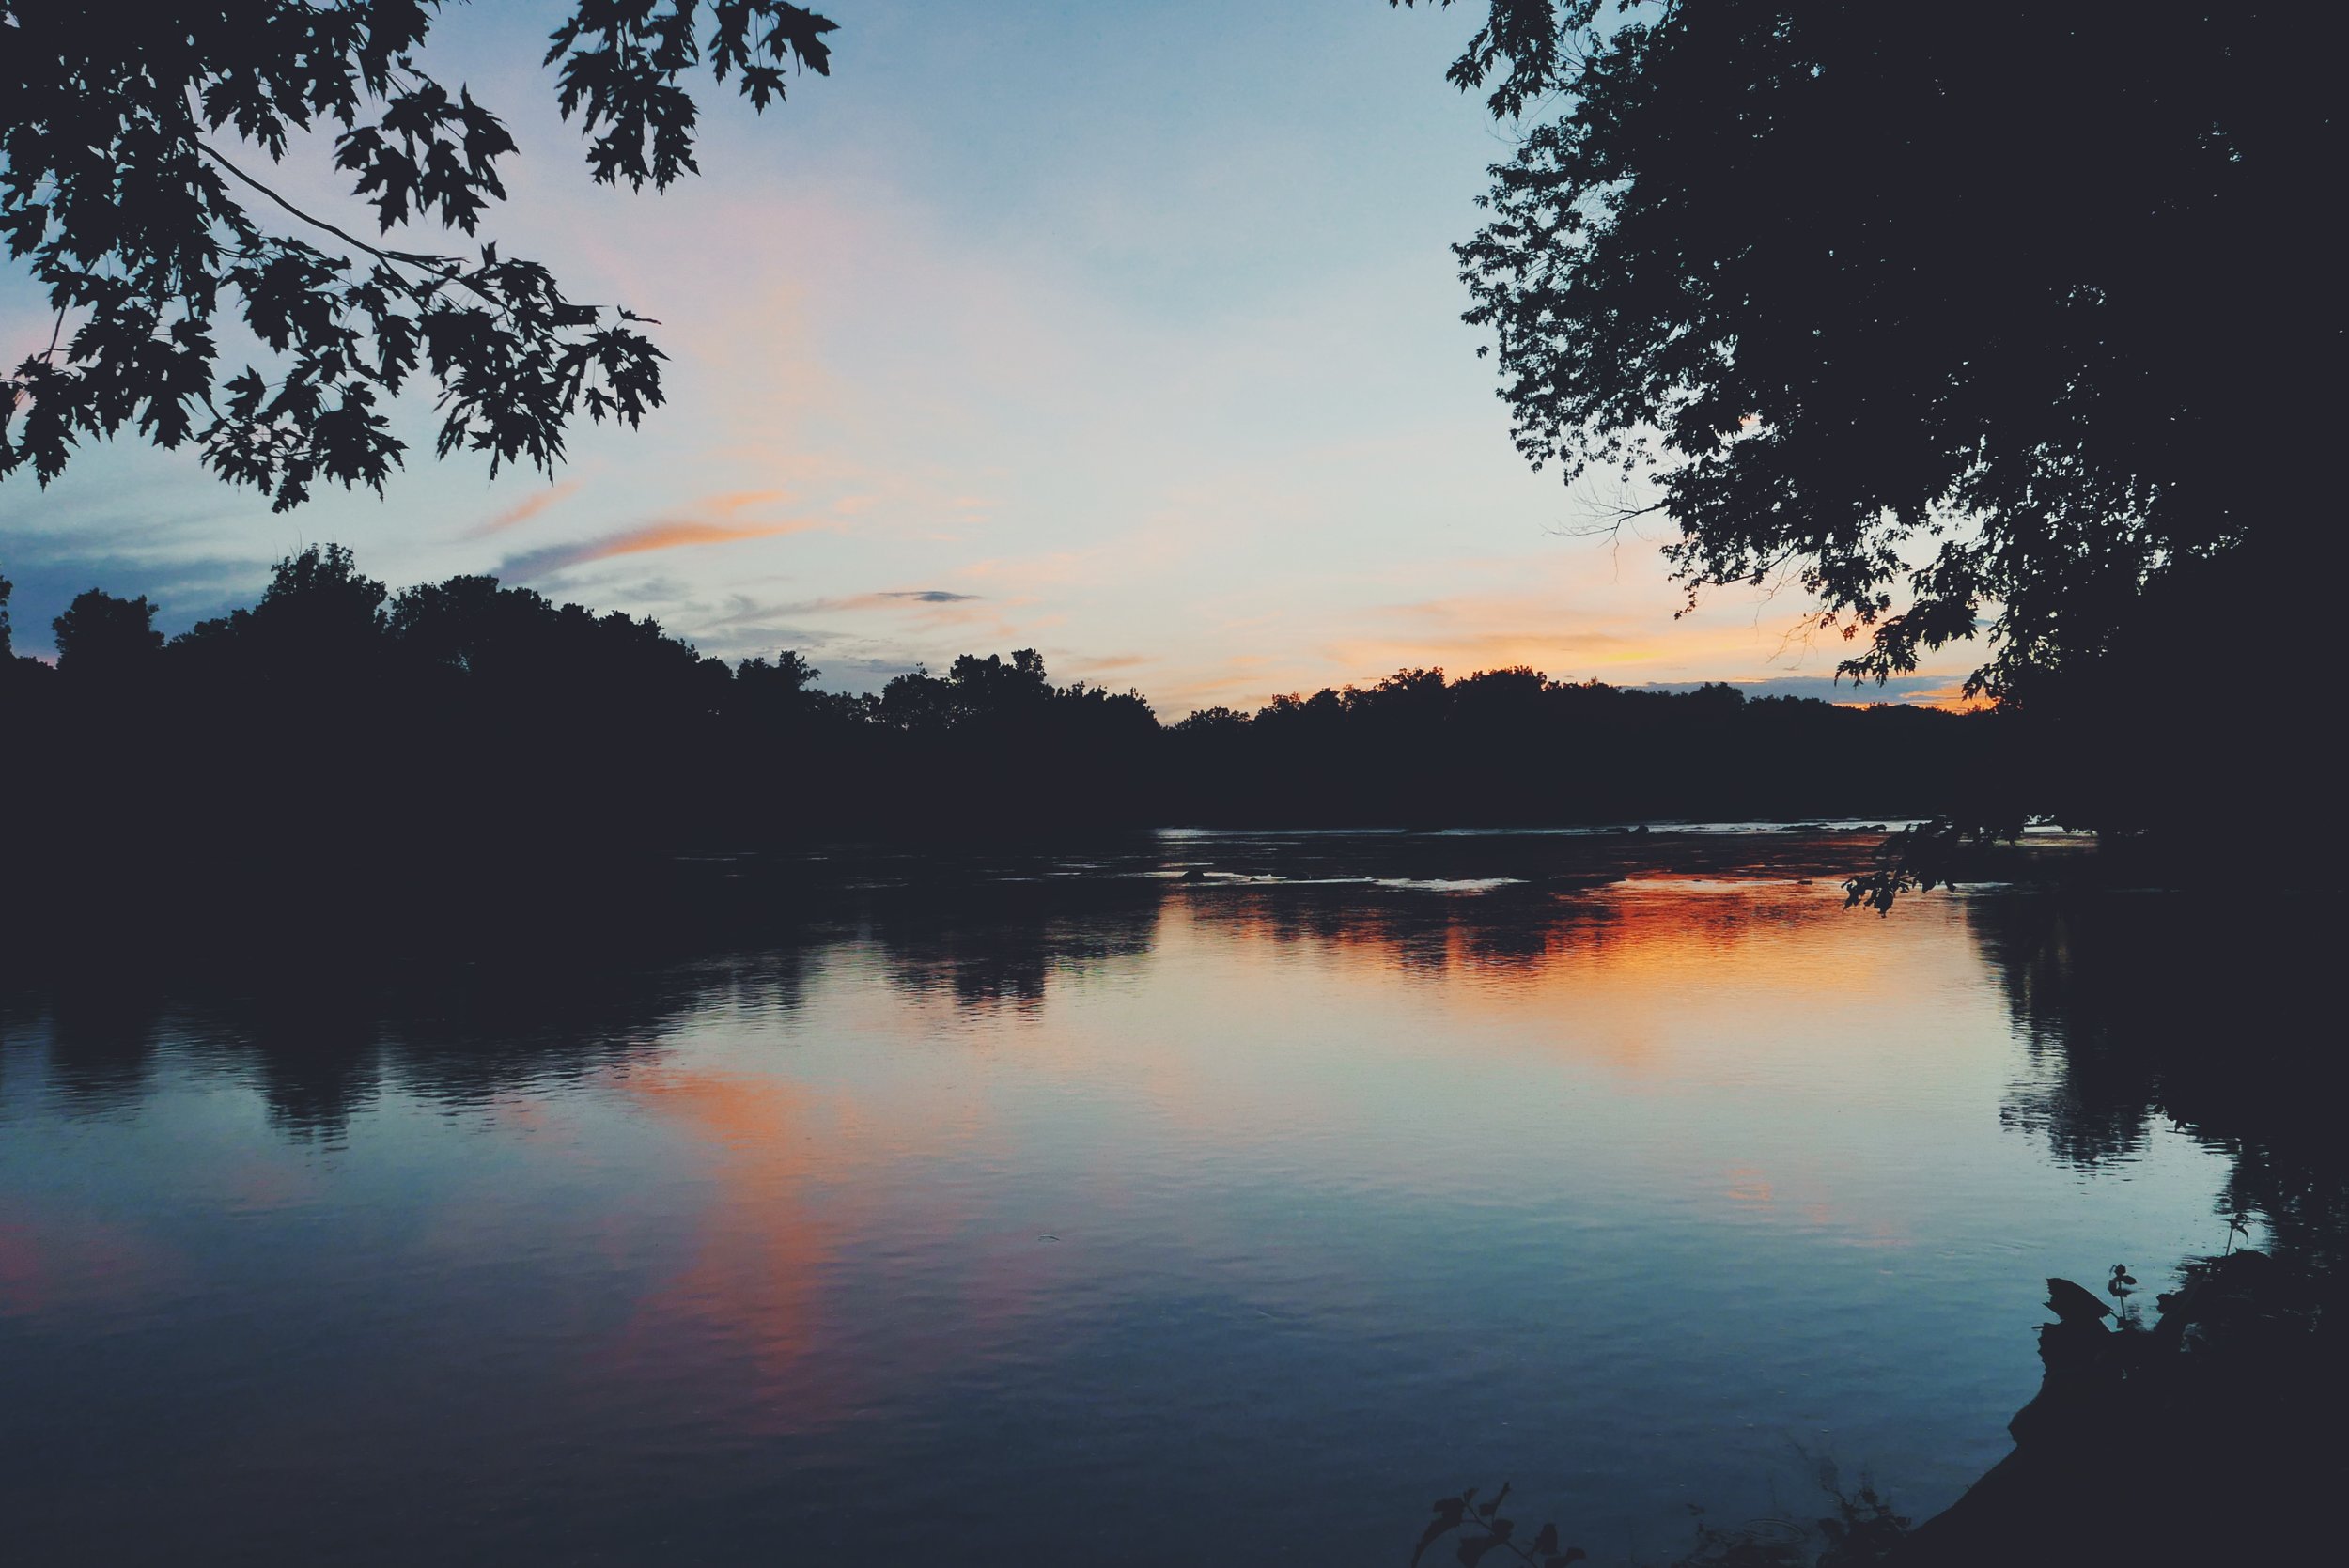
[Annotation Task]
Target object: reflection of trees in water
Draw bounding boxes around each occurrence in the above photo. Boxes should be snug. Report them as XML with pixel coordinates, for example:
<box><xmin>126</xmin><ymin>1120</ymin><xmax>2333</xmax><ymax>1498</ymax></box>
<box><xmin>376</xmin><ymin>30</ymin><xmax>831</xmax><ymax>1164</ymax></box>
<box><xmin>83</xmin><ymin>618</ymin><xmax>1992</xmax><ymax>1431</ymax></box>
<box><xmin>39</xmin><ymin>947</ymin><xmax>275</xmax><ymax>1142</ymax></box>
<box><xmin>863</xmin><ymin>859</ymin><xmax>1811</xmax><ymax>1014</ymax></box>
<box><xmin>32</xmin><ymin>853</ymin><xmax>2322</xmax><ymax>1279</ymax></box>
<box><xmin>872</xmin><ymin>880</ymin><xmax>1164</xmax><ymax>1015</ymax></box>
<box><xmin>1969</xmin><ymin>892</ymin><xmax>2344</xmax><ymax>1273</ymax></box>
<box><xmin>5</xmin><ymin>942</ymin><xmax>822</xmax><ymax>1141</ymax></box>
<box><xmin>1204</xmin><ymin>884</ymin><xmax>1580</xmax><ymax>975</ymax></box>
<box><xmin>4</xmin><ymin>846</ymin><xmax>1835</xmax><ymax>1135</ymax></box>
<box><xmin>1973</xmin><ymin>903</ymin><xmax>2166</xmax><ymax>1170</ymax></box>
<box><xmin>852</xmin><ymin>830</ymin><xmax>1867</xmax><ymax>1012</ymax></box>
<box><xmin>1194</xmin><ymin>879</ymin><xmax>1813</xmax><ymax>984</ymax></box>
<box><xmin>8</xmin><ymin>881</ymin><xmax>1163</xmax><ymax>1139</ymax></box>
<box><xmin>29</xmin><ymin>978</ymin><xmax>173</xmax><ymax>1114</ymax></box>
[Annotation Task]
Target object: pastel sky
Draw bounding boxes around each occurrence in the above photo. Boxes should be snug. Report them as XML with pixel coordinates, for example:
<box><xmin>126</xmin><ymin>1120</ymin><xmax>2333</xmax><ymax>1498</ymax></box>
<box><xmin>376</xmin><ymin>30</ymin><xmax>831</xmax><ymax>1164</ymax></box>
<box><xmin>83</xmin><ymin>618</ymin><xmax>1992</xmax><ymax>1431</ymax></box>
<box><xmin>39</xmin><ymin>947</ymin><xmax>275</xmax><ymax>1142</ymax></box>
<box><xmin>0</xmin><ymin>0</ymin><xmax>1972</xmax><ymax>711</ymax></box>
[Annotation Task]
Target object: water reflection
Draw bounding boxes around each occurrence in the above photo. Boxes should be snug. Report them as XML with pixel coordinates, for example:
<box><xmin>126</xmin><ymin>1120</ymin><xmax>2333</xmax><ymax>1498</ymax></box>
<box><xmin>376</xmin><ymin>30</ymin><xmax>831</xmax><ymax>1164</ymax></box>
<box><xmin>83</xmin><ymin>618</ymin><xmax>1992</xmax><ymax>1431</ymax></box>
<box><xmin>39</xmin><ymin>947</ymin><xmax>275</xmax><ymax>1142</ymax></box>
<box><xmin>0</xmin><ymin>832</ymin><xmax>2321</xmax><ymax>1566</ymax></box>
<box><xmin>877</xmin><ymin>877</ymin><xmax>1164</xmax><ymax>1014</ymax></box>
<box><xmin>1974</xmin><ymin>892</ymin><xmax>2341</xmax><ymax>1271</ymax></box>
<box><xmin>11</xmin><ymin>947</ymin><xmax>820</xmax><ymax>1139</ymax></box>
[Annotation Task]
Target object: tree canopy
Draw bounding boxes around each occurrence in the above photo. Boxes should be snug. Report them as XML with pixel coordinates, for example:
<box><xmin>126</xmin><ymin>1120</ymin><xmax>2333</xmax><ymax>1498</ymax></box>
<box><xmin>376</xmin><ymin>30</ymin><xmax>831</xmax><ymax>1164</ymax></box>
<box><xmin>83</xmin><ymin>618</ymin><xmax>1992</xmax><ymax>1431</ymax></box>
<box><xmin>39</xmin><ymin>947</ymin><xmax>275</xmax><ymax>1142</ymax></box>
<box><xmin>0</xmin><ymin>543</ymin><xmax>1985</xmax><ymax>880</ymax></box>
<box><xmin>1</xmin><ymin>1</ymin><xmax>838</xmax><ymax>507</ymax></box>
<box><xmin>1413</xmin><ymin>1</ymin><xmax>2335</xmax><ymax>704</ymax></box>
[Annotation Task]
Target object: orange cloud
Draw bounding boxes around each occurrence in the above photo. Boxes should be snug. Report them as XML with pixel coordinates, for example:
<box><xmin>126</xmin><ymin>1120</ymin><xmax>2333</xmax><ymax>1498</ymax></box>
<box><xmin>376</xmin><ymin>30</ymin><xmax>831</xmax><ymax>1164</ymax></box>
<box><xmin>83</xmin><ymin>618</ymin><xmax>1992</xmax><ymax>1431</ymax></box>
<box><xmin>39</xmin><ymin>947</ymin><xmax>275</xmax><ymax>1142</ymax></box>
<box><xmin>469</xmin><ymin>479</ymin><xmax>581</xmax><ymax>536</ymax></box>
<box><xmin>707</xmin><ymin>489</ymin><xmax>791</xmax><ymax>516</ymax></box>
<box><xmin>583</xmin><ymin>520</ymin><xmax>804</xmax><ymax>562</ymax></box>
<box><xmin>497</xmin><ymin>517</ymin><xmax>827</xmax><ymax>581</ymax></box>
<box><xmin>1070</xmin><ymin>652</ymin><xmax>1152</xmax><ymax>674</ymax></box>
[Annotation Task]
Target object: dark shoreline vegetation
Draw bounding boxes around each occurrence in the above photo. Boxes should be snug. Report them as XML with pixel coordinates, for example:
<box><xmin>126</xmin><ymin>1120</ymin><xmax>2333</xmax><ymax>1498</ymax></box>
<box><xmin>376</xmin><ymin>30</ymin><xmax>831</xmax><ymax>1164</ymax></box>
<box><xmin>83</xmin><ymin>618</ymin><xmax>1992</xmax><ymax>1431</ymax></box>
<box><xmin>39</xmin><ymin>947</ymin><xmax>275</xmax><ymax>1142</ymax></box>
<box><xmin>1</xmin><ymin>547</ymin><xmax>2002</xmax><ymax>883</ymax></box>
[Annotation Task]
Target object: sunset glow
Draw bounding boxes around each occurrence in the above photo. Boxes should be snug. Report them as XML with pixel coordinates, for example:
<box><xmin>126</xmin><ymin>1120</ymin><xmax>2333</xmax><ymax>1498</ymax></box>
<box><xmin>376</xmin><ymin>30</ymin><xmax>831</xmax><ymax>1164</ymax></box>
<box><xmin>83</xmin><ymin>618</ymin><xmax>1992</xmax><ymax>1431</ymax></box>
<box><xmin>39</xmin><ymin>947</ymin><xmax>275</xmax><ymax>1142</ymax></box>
<box><xmin>0</xmin><ymin>0</ymin><xmax>1975</xmax><ymax>709</ymax></box>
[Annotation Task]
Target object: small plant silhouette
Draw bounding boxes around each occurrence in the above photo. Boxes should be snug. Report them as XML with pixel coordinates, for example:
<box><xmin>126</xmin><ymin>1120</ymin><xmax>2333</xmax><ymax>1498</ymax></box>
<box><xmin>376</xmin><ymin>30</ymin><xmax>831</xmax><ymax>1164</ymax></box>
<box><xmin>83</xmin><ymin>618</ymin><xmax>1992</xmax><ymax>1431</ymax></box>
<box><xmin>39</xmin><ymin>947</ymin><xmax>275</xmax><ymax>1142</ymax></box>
<box><xmin>1411</xmin><ymin>1482</ymin><xmax>1587</xmax><ymax>1567</ymax></box>
<box><xmin>2107</xmin><ymin>1264</ymin><xmax>2140</xmax><ymax>1329</ymax></box>
<box><xmin>1413</xmin><ymin>1452</ymin><xmax>1907</xmax><ymax>1567</ymax></box>
<box><xmin>1412</xmin><ymin>1456</ymin><xmax>1906</xmax><ymax>1567</ymax></box>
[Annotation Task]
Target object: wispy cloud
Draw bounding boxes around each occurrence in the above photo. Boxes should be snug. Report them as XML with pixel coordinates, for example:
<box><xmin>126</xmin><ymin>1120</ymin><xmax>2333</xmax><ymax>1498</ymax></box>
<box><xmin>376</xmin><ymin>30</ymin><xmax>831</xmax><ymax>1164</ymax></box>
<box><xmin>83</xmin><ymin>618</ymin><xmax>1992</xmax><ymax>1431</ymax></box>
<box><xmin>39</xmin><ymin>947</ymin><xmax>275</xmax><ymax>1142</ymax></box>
<box><xmin>707</xmin><ymin>489</ymin><xmax>791</xmax><ymax>516</ymax></box>
<box><xmin>497</xmin><ymin>519</ymin><xmax>826</xmax><ymax>582</ymax></box>
<box><xmin>776</xmin><ymin>591</ymin><xmax>995</xmax><ymax>616</ymax></box>
<box><xmin>469</xmin><ymin>480</ymin><xmax>581</xmax><ymax>536</ymax></box>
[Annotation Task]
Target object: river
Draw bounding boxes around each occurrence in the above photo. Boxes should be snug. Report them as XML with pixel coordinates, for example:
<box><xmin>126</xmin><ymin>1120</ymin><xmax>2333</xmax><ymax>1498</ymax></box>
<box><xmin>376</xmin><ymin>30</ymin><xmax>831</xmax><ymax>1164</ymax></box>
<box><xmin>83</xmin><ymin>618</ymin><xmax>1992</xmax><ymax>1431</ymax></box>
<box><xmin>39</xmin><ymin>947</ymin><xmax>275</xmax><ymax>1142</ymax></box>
<box><xmin>0</xmin><ymin>830</ymin><xmax>2266</xmax><ymax>1564</ymax></box>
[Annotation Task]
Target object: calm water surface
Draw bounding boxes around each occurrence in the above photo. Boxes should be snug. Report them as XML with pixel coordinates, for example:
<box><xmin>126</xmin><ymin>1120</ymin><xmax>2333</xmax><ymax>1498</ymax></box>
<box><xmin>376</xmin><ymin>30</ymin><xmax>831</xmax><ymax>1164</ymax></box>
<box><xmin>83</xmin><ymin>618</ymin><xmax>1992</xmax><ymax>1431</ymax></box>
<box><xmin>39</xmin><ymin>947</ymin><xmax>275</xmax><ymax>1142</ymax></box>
<box><xmin>0</xmin><ymin>831</ymin><xmax>2248</xmax><ymax>1564</ymax></box>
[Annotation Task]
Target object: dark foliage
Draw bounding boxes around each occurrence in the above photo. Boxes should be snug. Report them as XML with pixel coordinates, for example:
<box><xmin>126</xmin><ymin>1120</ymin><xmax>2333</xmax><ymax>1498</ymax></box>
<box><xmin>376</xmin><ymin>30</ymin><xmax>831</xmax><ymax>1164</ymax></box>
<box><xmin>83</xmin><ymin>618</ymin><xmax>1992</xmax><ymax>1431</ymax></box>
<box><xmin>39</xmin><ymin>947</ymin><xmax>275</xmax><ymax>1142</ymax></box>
<box><xmin>1</xmin><ymin>1</ymin><xmax>838</xmax><ymax>506</ymax></box>
<box><xmin>0</xmin><ymin>544</ymin><xmax>1988</xmax><ymax>897</ymax></box>
<box><xmin>1862</xmin><ymin>890</ymin><xmax>2348</xmax><ymax>1566</ymax></box>
<box><xmin>1413</xmin><ymin>1459</ymin><xmax>1906</xmax><ymax>1567</ymax></box>
<box><xmin>1171</xmin><ymin>664</ymin><xmax>1991</xmax><ymax>827</ymax></box>
<box><xmin>1407</xmin><ymin>2</ymin><xmax>2335</xmax><ymax>715</ymax></box>
<box><xmin>1893</xmin><ymin>1245</ymin><xmax>2344</xmax><ymax>1567</ymax></box>
<box><xmin>51</xmin><ymin>586</ymin><xmax>165</xmax><ymax>683</ymax></box>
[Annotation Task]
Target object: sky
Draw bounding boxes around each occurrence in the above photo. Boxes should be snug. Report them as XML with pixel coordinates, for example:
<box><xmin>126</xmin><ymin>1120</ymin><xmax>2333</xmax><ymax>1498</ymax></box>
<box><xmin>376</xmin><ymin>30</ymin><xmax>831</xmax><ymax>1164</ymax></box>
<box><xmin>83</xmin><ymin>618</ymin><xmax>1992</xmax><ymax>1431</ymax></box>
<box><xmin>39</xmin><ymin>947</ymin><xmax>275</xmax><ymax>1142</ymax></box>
<box><xmin>0</xmin><ymin>0</ymin><xmax>1973</xmax><ymax>712</ymax></box>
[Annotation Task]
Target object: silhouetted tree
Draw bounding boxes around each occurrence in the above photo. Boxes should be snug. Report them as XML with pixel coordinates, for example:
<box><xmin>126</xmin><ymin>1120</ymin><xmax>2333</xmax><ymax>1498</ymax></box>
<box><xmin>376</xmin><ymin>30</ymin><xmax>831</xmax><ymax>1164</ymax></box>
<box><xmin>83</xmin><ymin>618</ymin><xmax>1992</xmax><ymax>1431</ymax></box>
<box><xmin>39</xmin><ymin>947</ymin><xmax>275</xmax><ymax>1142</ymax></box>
<box><xmin>252</xmin><ymin>543</ymin><xmax>390</xmax><ymax>666</ymax></box>
<box><xmin>1172</xmin><ymin>660</ymin><xmax>1981</xmax><ymax>828</ymax></box>
<box><xmin>735</xmin><ymin>649</ymin><xmax>820</xmax><ymax>701</ymax></box>
<box><xmin>385</xmin><ymin>571</ymin><xmax>549</xmax><ymax>682</ymax></box>
<box><xmin>1172</xmin><ymin>706</ymin><xmax>1247</xmax><ymax>733</ymax></box>
<box><xmin>0</xmin><ymin>568</ymin><xmax>58</xmax><ymax>697</ymax></box>
<box><xmin>4</xmin><ymin>543</ymin><xmax>1992</xmax><ymax>881</ymax></box>
<box><xmin>2</xmin><ymin>2</ymin><xmax>840</xmax><ymax>507</ymax></box>
<box><xmin>1410</xmin><ymin>1</ymin><xmax>2332</xmax><ymax>712</ymax></box>
<box><xmin>51</xmin><ymin>587</ymin><xmax>163</xmax><ymax>684</ymax></box>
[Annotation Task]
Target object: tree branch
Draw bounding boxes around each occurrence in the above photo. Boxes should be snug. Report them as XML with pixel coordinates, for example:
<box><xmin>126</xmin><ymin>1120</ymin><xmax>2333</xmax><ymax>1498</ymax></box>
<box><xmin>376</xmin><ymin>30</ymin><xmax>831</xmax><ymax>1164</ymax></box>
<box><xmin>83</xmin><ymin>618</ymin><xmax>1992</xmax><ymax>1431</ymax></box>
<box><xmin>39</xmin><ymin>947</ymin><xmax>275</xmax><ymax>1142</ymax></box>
<box><xmin>193</xmin><ymin>140</ymin><xmax>463</xmax><ymax>283</ymax></box>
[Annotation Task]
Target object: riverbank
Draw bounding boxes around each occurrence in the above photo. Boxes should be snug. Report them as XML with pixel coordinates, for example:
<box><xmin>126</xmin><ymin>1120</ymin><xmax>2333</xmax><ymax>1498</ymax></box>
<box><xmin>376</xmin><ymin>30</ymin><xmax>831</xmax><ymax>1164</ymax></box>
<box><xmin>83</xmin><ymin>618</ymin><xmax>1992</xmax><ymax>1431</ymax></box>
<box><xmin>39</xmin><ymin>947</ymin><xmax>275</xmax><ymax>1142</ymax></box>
<box><xmin>1894</xmin><ymin>1248</ymin><xmax>2343</xmax><ymax>1566</ymax></box>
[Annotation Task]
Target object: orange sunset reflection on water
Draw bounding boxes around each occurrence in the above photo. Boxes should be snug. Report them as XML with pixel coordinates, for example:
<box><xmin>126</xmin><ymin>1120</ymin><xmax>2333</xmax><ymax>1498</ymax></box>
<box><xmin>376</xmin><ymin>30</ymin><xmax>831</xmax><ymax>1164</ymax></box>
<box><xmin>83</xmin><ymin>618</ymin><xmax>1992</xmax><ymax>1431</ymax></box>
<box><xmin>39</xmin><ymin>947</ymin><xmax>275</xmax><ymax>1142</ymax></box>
<box><xmin>573</xmin><ymin>869</ymin><xmax>2049</xmax><ymax>1436</ymax></box>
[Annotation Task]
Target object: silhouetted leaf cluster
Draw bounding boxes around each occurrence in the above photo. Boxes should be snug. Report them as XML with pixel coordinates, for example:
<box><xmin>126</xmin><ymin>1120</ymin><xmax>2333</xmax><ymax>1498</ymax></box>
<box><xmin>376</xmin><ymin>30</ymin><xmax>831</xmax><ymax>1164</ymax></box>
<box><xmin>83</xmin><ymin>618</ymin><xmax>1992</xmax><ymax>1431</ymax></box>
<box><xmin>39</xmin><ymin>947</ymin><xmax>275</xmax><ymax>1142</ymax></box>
<box><xmin>1</xmin><ymin>2</ymin><xmax>837</xmax><ymax>505</ymax></box>
<box><xmin>1407</xmin><ymin>1</ymin><xmax>2333</xmax><ymax>706</ymax></box>
<box><xmin>1841</xmin><ymin>817</ymin><xmax>1999</xmax><ymax>915</ymax></box>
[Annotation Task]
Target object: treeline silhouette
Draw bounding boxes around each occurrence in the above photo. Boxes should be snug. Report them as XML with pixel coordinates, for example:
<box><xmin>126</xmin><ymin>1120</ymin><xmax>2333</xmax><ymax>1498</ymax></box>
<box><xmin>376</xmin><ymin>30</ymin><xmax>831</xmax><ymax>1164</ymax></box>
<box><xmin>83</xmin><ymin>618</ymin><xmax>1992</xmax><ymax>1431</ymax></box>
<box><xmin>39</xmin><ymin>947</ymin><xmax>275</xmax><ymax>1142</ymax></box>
<box><xmin>2</xmin><ymin>546</ymin><xmax>1993</xmax><ymax>889</ymax></box>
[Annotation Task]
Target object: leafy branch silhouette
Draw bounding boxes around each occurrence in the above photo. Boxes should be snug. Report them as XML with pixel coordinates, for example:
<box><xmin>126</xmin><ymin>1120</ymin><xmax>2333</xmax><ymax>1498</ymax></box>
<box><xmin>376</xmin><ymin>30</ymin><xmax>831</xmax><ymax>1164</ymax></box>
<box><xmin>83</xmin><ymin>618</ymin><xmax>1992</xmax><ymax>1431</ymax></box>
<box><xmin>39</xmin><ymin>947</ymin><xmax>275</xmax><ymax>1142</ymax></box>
<box><xmin>2</xmin><ymin>2</ymin><xmax>835</xmax><ymax>507</ymax></box>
